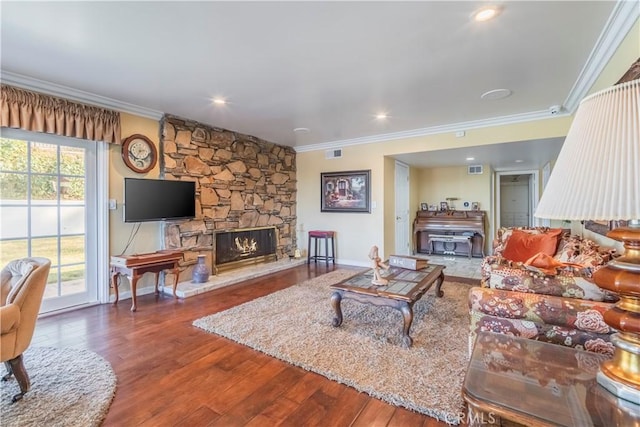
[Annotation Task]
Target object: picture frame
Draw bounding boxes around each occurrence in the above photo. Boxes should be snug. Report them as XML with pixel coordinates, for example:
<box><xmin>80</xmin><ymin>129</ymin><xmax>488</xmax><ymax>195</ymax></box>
<box><xmin>429</xmin><ymin>204</ymin><xmax>438</xmax><ymax>211</ymax></box>
<box><xmin>585</xmin><ymin>220</ymin><xmax>628</xmax><ymax>237</ymax></box>
<box><xmin>321</xmin><ymin>170</ymin><xmax>371</xmax><ymax>213</ymax></box>
<box><xmin>420</xmin><ymin>203</ymin><xmax>428</xmax><ymax>211</ymax></box>
<box><xmin>472</xmin><ymin>202</ymin><xmax>479</xmax><ymax>211</ymax></box>
<box><xmin>440</xmin><ymin>201</ymin><xmax>449</xmax><ymax>211</ymax></box>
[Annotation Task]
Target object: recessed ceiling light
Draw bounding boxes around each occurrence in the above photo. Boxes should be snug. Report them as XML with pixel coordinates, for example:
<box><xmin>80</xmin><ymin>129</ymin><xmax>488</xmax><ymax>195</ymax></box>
<box><xmin>293</xmin><ymin>127</ymin><xmax>310</xmax><ymax>134</ymax></box>
<box><xmin>212</xmin><ymin>98</ymin><xmax>226</xmax><ymax>105</ymax></box>
<box><xmin>466</xmin><ymin>157</ymin><xmax>475</xmax><ymax>161</ymax></box>
<box><xmin>481</xmin><ymin>88</ymin><xmax>512</xmax><ymax>100</ymax></box>
<box><xmin>473</xmin><ymin>6</ymin><xmax>502</xmax><ymax>22</ymax></box>
<box><xmin>375</xmin><ymin>113</ymin><xmax>388</xmax><ymax>120</ymax></box>
<box><xmin>514</xmin><ymin>159</ymin><xmax>524</xmax><ymax>163</ymax></box>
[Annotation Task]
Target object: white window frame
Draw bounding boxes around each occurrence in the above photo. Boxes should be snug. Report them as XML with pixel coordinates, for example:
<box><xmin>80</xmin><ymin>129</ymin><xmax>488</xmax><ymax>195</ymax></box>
<box><xmin>1</xmin><ymin>128</ymin><xmax>110</xmax><ymax>313</ymax></box>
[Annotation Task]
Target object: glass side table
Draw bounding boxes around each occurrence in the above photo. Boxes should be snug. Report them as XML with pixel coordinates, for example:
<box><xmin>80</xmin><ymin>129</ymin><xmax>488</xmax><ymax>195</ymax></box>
<box><xmin>462</xmin><ymin>332</ymin><xmax>640</xmax><ymax>427</ymax></box>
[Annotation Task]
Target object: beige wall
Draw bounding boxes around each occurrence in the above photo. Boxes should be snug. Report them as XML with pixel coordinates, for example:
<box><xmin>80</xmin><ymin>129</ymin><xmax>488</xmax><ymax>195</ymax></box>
<box><xmin>297</xmin><ymin>117</ymin><xmax>571</xmax><ymax>264</ymax></box>
<box><xmin>417</xmin><ymin>165</ymin><xmax>491</xmax><ymax>214</ymax></box>
<box><xmin>297</xmin><ymin>147</ymin><xmax>385</xmax><ymax>266</ymax></box>
<box><xmin>108</xmin><ymin>113</ymin><xmax>162</xmax><ymax>293</ymax></box>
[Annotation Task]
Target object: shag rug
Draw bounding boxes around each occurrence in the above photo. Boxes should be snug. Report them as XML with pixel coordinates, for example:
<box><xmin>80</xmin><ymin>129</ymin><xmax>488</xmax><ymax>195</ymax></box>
<box><xmin>193</xmin><ymin>269</ymin><xmax>472</xmax><ymax>424</ymax></box>
<box><xmin>0</xmin><ymin>347</ymin><xmax>117</xmax><ymax>427</ymax></box>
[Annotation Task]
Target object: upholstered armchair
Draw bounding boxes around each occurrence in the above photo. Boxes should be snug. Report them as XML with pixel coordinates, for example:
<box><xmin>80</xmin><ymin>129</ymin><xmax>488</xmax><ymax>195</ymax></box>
<box><xmin>1</xmin><ymin>257</ymin><xmax>51</xmax><ymax>402</ymax></box>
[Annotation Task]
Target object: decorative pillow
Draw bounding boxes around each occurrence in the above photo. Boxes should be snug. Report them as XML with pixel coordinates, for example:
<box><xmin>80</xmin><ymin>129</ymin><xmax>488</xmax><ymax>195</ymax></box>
<box><xmin>502</xmin><ymin>229</ymin><xmax>563</xmax><ymax>263</ymax></box>
<box><xmin>493</xmin><ymin>227</ymin><xmax>565</xmax><ymax>257</ymax></box>
<box><xmin>555</xmin><ymin>236</ymin><xmax>616</xmax><ymax>272</ymax></box>
<box><xmin>524</xmin><ymin>252</ymin><xmax>583</xmax><ymax>276</ymax></box>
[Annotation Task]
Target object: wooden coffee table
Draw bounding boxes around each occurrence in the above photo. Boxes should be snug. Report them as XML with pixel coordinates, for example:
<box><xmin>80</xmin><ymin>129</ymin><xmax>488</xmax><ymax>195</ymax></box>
<box><xmin>330</xmin><ymin>264</ymin><xmax>445</xmax><ymax>347</ymax></box>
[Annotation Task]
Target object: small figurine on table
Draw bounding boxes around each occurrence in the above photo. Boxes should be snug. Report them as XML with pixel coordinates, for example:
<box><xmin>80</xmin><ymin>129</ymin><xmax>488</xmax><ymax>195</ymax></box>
<box><xmin>368</xmin><ymin>245</ymin><xmax>390</xmax><ymax>286</ymax></box>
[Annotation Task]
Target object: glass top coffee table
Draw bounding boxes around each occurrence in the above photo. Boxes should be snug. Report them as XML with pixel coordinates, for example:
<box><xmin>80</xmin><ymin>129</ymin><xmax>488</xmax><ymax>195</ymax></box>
<box><xmin>329</xmin><ymin>264</ymin><xmax>445</xmax><ymax>347</ymax></box>
<box><xmin>463</xmin><ymin>331</ymin><xmax>640</xmax><ymax>426</ymax></box>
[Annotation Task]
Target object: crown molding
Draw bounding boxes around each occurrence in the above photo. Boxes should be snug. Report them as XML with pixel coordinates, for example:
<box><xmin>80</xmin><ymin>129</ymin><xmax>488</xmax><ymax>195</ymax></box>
<box><xmin>296</xmin><ymin>4</ymin><xmax>638</xmax><ymax>154</ymax></box>
<box><xmin>563</xmin><ymin>1</ymin><xmax>639</xmax><ymax>113</ymax></box>
<box><xmin>294</xmin><ymin>109</ymin><xmax>568</xmax><ymax>153</ymax></box>
<box><xmin>3</xmin><ymin>4</ymin><xmax>634</xmax><ymax>153</ymax></box>
<box><xmin>0</xmin><ymin>71</ymin><xmax>164</xmax><ymax>120</ymax></box>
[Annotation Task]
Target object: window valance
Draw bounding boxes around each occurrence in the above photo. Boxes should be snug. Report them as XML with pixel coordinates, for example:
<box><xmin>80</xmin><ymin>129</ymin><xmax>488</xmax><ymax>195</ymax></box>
<box><xmin>1</xmin><ymin>84</ymin><xmax>121</xmax><ymax>144</ymax></box>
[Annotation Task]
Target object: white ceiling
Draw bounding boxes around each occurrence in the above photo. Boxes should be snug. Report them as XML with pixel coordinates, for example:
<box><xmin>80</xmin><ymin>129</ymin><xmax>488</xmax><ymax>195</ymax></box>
<box><xmin>394</xmin><ymin>137</ymin><xmax>564</xmax><ymax>171</ymax></box>
<box><xmin>1</xmin><ymin>1</ymin><xmax>636</xmax><ymax>169</ymax></box>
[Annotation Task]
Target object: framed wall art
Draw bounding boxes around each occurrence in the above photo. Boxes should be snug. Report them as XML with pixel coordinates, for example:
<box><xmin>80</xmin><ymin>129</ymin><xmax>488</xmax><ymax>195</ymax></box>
<box><xmin>321</xmin><ymin>170</ymin><xmax>371</xmax><ymax>213</ymax></box>
<box><xmin>585</xmin><ymin>220</ymin><xmax>629</xmax><ymax>236</ymax></box>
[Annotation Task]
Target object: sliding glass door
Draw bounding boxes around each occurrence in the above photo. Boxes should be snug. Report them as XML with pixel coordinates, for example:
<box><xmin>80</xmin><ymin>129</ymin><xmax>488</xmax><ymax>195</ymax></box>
<box><xmin>0</xmin><ymin>130</ymin><xmax>99</xmax><ymax>313</ymax></box>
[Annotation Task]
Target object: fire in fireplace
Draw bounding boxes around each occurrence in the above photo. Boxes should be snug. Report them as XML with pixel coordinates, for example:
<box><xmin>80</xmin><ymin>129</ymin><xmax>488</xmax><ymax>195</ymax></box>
<box><xmin>214</xmin><ymin>226</ymin><xmax>277</xmax><ymax>272</ymax></box>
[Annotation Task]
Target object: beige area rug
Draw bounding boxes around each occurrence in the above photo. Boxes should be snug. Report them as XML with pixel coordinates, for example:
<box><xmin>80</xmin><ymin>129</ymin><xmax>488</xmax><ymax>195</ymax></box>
<box><xmin>0</xmin><ymin>347</ymin><xmax>117</xmax><ymax>427</ymax></box>
<box><xmin>193</xmin><ymin>269</ymin><xmax>473</xmax><ymax>425</ymax></box>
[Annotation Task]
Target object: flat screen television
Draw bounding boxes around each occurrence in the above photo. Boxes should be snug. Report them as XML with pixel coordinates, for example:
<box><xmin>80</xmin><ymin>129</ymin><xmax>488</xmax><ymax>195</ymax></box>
<box><xmin>123</xmin><ymin>178</ymin><xmax>196</xmax><ymax>222</ymax></box>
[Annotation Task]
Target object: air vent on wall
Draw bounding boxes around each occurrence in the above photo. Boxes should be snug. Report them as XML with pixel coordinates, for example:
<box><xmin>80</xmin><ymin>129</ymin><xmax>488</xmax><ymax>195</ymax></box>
<box><xmin>325</xmin><ymin>149</ymin><xmax>342</xmax><ymax>159</ymax></box>
<box><xmin>468</xmin><ymin>165</ymin><xmax>483</xmax><ymax>175</ymax></box>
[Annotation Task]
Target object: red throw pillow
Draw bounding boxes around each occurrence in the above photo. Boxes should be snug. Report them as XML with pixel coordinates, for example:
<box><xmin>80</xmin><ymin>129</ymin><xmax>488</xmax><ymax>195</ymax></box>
<box><xmin>502</xmin><ymin>229</ymin><xmax>563</xmax><ymax>263</ymax></box>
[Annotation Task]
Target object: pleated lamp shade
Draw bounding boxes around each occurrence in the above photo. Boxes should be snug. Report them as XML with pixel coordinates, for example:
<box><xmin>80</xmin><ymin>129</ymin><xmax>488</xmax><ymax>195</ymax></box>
<box><xmin>535</xmin><ymin>79</ymin><xmax>640</xmax><ymax>221</ymax></box>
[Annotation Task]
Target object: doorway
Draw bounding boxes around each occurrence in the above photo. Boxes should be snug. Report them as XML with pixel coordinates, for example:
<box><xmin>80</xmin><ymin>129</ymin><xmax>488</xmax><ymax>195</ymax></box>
<box><xmin>496</xmin><ymin>170</ymin><xmax>539</xmax><ymax>229</ymax></box>
<box><xmin>394</xmin><ymin>161</ymin><xmax>410</xmax><ymax>255</ymax></box>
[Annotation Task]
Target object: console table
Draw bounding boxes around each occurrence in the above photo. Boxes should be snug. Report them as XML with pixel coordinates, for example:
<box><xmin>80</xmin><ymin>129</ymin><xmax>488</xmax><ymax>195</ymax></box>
<box><xmin>110</xmin><ymin>250</ymin><xmax>183</xmax><ymax>312</ymax></box>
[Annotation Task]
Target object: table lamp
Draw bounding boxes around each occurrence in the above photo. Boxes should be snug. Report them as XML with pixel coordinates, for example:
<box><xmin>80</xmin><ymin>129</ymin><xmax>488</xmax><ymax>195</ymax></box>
<box><xmin>535</xmin><ymin>77</ymin><xmax>639</xmax><ymax>403</ymax></box>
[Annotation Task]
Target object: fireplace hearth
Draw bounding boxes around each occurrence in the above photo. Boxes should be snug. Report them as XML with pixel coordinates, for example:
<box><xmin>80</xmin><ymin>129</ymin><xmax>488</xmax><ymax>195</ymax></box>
<box><xmin>214</xmin><ymin>227</ymin><xmax>277</xmax><ymax>273</ymax></box>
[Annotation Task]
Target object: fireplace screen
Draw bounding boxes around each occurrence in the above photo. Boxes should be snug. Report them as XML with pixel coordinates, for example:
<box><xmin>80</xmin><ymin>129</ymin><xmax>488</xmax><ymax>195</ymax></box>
<box><xmin>214</xmin><ymin>227</ymin><xmax>277</xmax><ymax>271</ymax></box>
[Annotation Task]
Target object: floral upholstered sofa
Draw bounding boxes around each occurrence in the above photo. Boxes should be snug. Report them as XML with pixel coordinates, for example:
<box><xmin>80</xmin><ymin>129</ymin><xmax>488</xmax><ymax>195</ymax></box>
<box><xmin>469</xmin><ymin>227</ymin><xmax>619</xmax><ymax>356</ymax></box>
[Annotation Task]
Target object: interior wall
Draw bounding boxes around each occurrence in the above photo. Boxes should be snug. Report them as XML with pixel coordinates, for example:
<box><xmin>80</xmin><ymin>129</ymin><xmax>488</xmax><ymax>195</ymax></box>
<box><xmin>297</xmin><ymin>118</ymin><xmax>571</xmax><ymax>265</ymax></box>
<box><xmin>417</xmin><ymin>165</ymin><xmax>491</xmax><ymax>213</ymax></box>
<box><xmin>108</xmin><ymin>112</ymin><xmax>163</xmax><ymax>294</ymax></box>
<box><xmin>296</xmin><ymin>146</ymin><xmax>385</xmax><ymax>266</ymax></box>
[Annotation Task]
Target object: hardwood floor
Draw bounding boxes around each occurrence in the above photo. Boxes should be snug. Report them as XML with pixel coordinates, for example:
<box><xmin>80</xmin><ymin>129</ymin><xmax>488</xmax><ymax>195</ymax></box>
<box><xmin>31</xmin><ymin>264</ymin><xmax>461</xmax><ymax>427</ymax></box>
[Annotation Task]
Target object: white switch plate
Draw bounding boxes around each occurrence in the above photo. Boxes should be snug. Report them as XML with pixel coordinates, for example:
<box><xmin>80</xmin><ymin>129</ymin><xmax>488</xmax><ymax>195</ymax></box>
<box><xmin>108</xmin><ymin>199</ymin><xmax>117</xmax><ymax>210</ymax></box>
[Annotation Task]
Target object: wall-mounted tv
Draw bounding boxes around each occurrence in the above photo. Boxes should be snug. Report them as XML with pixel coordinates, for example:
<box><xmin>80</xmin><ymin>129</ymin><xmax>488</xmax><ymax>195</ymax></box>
<box><xmin>123</xmin><ymin>178</ymin><xmax>196</xmax><ymax>222</ymax></box>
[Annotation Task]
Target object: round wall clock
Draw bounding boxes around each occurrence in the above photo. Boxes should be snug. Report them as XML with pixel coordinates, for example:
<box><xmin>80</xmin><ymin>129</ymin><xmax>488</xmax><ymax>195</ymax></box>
<box><xmin>121</xmin><ymin>134</ymin><xmax>157</xmax><ymax>174</ymax></box>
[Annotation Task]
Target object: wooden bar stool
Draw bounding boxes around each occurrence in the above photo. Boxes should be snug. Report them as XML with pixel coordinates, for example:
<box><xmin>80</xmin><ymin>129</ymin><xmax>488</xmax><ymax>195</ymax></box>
<box><xmin>307</xmin><ymin>230</ymin><xmax>336</xmax><ymax>266</ymax></box>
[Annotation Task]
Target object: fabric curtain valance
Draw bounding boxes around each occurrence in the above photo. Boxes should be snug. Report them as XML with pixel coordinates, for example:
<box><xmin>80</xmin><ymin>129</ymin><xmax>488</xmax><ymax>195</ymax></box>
<box><xmin>0</xmin><ymin>84</ymin><xmax>121</xmax><ymax>144</ymax></box>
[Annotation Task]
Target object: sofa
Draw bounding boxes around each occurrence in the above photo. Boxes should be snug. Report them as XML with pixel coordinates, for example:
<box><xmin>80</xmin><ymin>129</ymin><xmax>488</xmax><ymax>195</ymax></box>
<box><xmin>469</xmin><ymin>227</ymin><xmax>619</xmax><ymax>356</ymax></box>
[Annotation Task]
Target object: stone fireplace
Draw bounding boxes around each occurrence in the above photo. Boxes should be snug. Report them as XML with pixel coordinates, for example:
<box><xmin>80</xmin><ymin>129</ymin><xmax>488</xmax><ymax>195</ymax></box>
<box><xmin>160</xmin><ymin>114</ymin><xmax>296</xmax><ymax>278</ymax></box>
<box><xmin>214</xmin><ymin>226</ymin><xmax>277</xmax><ymax>273</ymax></box>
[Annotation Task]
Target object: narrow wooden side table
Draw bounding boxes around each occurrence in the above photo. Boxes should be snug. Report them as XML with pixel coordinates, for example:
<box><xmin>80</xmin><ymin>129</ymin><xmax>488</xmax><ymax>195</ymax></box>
<box><xmin>110</xmin><ymin>251</ymin><xmax>182</xmax><ymax>312</ymax></box>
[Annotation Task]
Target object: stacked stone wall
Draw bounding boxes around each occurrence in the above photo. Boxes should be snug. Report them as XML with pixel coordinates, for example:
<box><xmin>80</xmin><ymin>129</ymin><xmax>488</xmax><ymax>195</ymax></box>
<box><xmin>160</xmin><ymin>115</ymin><xmax>296</xmax><ymax>272</ymax></box>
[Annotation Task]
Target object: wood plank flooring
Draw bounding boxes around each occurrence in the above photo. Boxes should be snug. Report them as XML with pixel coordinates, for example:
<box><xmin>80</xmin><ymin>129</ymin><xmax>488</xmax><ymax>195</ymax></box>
<box><xmin>30</xmin><ymin>264</ymin><xmax>465</xmax><ymax>427</ymax></box>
